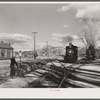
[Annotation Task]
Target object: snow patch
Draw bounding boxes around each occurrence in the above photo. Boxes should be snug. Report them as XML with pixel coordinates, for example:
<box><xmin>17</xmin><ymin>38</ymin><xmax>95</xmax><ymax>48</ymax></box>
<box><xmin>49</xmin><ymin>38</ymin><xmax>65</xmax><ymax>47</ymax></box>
<box><xmin>0</xmin><ymin>78</ymin><xmax>28</xmax><ymax>88</ymax></box>
<box><xmin>79</xmin><ymin>64</ymin><xmax>100</xmax><ymax>72</ymax></box>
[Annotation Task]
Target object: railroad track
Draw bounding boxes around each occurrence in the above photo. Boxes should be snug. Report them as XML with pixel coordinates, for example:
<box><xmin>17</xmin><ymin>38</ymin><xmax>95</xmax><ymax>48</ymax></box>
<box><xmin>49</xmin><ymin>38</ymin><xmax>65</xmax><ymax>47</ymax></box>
<box><xmin>21</xmin><ymin>59</ymin><xmax>100</xmax><ymax>88</ymax></box>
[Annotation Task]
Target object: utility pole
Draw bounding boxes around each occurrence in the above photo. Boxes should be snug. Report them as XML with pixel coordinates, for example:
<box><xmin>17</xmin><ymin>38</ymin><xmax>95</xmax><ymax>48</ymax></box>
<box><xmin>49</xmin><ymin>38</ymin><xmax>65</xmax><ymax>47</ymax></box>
<box><xmin>46</xmin><ymin>41</ymin><xmax>49</xmax><ymax>57</ymax></box>
<box><xmin>19</xmin><ymin>50</ymin><xmax>22</xmax><ymax>66</ymax></box>
<box><xmin>32</xmin><ymin>32</ymin><xmax>38</xmax><ymax>59</ymax></box>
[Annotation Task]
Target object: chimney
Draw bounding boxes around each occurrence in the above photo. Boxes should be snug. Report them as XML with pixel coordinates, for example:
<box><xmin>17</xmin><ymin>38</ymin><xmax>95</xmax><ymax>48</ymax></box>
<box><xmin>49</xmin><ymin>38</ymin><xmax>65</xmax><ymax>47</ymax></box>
<box><xmin>9</xmin><ymin>43</ymin><xmax>10</xmax><ymax>45</ymax></box>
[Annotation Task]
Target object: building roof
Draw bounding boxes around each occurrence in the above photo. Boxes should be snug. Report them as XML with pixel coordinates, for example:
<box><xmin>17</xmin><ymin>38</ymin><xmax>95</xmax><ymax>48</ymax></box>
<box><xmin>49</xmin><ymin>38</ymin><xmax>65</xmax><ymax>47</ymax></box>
<box><xmin>0</xmin><ymin>43</ymin><xmax>13</xmax><ymax>49</ymax></box>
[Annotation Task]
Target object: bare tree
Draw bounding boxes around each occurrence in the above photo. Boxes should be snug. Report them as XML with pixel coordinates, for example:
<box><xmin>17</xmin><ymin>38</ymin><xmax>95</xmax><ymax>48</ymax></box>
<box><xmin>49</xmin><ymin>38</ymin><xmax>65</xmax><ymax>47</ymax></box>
<box><xmin>77</xmin><ymin>18</ymin><xmax>98</xmax><ymax>49</ymax></box>
<box><xmin>77</xmin><ymin>18</ymin><xmax>99</xmax><ymax>60</ymax></box>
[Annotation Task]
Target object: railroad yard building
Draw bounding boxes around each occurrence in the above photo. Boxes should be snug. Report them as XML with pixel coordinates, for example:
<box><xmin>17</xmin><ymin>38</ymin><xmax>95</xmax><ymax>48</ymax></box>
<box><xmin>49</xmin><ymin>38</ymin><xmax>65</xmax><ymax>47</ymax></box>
<box><xmin>0</xmin><ymin>41</ymin><xmax>13</xmax><ymax>60</ymax></box>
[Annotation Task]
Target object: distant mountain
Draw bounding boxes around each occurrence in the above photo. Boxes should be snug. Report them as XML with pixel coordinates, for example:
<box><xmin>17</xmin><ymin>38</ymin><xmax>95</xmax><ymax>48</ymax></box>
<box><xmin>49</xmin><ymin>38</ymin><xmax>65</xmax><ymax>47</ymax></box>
<box><xmin>13</xmin><ymin>46</ymin><xmax>65</xmax><ymax>58</ymax></box>
<box><xmin>37</xmin><ymin>46</ymin><xmax>65</xmax><ymax>57</ymax></box>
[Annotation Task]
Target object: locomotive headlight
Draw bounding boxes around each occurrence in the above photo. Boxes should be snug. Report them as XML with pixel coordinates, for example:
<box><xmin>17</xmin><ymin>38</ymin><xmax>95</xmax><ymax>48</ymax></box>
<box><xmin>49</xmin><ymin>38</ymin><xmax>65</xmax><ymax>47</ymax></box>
<box><xmin>69</xmin><ymin>50</ymin><xmax>72</xmax><ymax>53</ymax></box>
<box><xmin>67</xmin><ymin>49</ymin><xmax>74</xmax><ymax>55</ymax></box>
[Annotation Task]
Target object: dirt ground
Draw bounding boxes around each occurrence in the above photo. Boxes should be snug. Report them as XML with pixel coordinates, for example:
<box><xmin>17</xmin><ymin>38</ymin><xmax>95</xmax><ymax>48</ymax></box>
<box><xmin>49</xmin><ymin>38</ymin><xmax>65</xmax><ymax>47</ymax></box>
<box><xmin>0</xmin><ymin>57</ymin><xmax>100</xmax><ymax>88</ymax></box>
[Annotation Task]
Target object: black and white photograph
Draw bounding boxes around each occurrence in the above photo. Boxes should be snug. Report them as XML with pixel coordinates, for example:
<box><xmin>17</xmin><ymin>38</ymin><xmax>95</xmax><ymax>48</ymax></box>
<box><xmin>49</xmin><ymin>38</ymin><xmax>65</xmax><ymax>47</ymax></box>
<box><xmin>0</xmin><ymin>2</ymin><xmax>100</xmax><ymax>89</ymax></box>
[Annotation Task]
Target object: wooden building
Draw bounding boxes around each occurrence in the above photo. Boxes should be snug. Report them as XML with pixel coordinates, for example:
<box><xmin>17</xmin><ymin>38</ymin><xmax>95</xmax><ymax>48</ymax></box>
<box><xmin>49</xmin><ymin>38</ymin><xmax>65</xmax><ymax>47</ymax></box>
<box><xmin>0</xmin><ymin>42</ymin><xmax>13</xmax><ymax>60</ymax></box>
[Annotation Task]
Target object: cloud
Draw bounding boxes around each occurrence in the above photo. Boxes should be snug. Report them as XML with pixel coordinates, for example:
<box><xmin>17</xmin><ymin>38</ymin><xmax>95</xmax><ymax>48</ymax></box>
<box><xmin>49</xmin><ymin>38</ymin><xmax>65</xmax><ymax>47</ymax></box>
<box><xmin>76</xmin><ymin>4</ymin><xmax>100</xmax><ymax>20</ymax></box>
<box><xmin>63</xmin><ymin>25</ymin><xmax>68</xmax><ymax>28</ymax></box>
<box><xmin>61</xmin><ymin>36</ymin><xmax>73</xmax><ymax>44</ymax></box>
<box><xmin>0</xmin><ymin>33</ymin><xmax>32</xmax><ymax>44</ymax></box>
<box><xmin>37</xmin><ymin>43</ymin><xmax>46</xmax><ymax>49</ymax></box>
<box><xmin>0</xmin><ymin>33</ymin><xmax>33</xmax><ymax>51</ymax></box>
<box><xmin>52</xmin><ymin>33</ymin><xmax>67</xmax><ymax>43</ymax></box>
<box><xmin>52</xmin><ymin>33</ymin><xmax>77</xmax><ymax>45</ymax></box>
<box><xmin>57</xmin><ymin>3</ymin><xmax>100</xmax><ymax>20</ymax></box>
<box><xmin>57</xmin><ymin>5</ymin><xmax>71</xmax><ymax>13</ymax></box>
<box><xmin>52</xmin><ymin>33</ymin><xmax>85</xmax><ymax>48</ymax></box>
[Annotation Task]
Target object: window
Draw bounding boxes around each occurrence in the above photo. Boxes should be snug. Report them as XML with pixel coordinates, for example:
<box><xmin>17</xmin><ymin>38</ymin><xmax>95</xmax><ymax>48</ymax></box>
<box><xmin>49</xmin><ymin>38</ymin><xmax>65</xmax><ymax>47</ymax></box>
<box><xmin>5</xmin><ymin>49</ymin><xmax>7</xmax><ymax>57</ymax></box>
<box><xmin>1</xmin><ymin>49</ymin><xmax>5</xmax><ymax>58</ymax></box>
<box><xmin>10</xmin><ymin>50</ymin><xmax>13</xmax><ymax>57</ymax></box>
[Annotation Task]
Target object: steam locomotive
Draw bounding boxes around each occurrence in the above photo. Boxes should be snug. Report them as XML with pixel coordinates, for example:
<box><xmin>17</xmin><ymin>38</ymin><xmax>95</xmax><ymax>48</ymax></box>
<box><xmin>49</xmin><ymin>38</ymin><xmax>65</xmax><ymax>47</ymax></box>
<box><xmin>64</xmin><ymin>44</ymin><xmax>78</xmax><ymax>63</ymax></box>
<box><xmin>86</xmin><ymin>46</ymin><xmax>95</xmax><ymax>61</ymax></box>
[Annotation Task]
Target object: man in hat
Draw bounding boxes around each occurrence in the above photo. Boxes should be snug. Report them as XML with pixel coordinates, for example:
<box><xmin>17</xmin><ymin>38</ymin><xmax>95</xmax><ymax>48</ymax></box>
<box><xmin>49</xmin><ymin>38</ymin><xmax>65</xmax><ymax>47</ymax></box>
<box><xmin>10</xmin><ymin>57</ymin><xmax>18</xmax><ymax>78</ymax></box>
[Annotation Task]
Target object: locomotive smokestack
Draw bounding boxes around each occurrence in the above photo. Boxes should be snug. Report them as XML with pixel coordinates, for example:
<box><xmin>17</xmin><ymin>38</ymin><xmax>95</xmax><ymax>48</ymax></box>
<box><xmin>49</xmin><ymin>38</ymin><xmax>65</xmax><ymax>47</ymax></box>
<box><xmin>1</xmin><ymin>41</ymin><xmax>3</xmax><ymax>43</ymax></box>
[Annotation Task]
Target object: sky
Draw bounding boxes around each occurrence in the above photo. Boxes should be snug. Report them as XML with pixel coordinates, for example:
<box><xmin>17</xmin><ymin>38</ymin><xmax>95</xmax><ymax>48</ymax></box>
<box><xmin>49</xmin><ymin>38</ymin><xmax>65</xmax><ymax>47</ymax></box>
<box><xmin>0</xmin><ymin>2</ymin><xmax>100</xmax><ymax>51</ymax></box>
